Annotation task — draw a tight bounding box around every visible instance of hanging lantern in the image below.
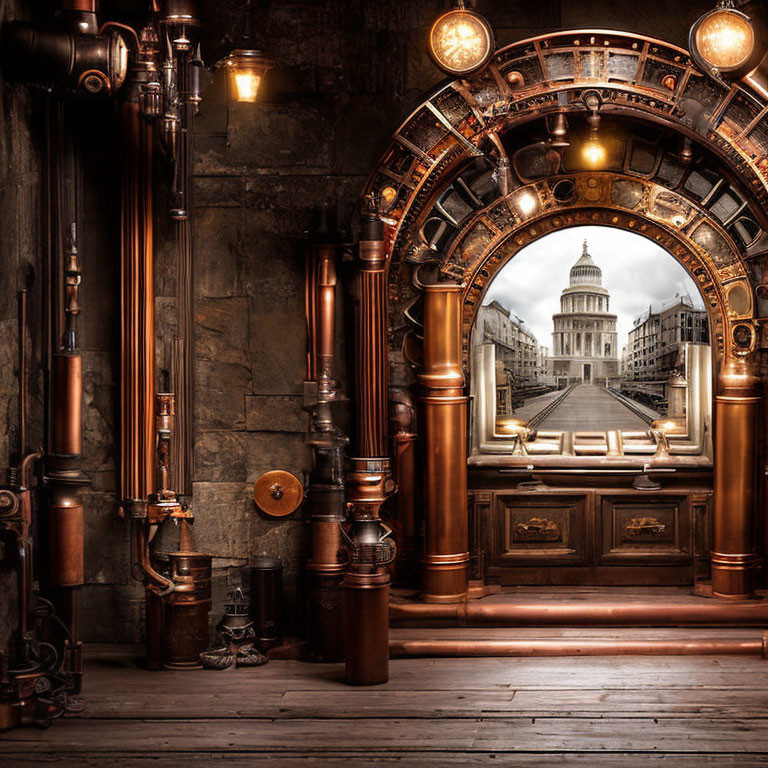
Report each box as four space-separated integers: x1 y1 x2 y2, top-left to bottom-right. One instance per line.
216 48 273 103
428 2 495 77
689 1 757 78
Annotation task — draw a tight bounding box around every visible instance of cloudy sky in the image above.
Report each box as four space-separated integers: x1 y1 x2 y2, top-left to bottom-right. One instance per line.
482 225 706 350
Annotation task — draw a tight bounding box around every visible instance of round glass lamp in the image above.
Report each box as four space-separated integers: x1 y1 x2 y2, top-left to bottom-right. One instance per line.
429 5 495 76
217 48 274 103
689 3 756 77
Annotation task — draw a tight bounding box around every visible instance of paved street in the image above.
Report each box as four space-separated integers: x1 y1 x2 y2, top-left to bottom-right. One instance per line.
534 384 650 431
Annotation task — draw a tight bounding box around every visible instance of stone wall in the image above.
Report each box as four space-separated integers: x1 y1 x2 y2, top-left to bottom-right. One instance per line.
0 0 45 650
1 0 733 644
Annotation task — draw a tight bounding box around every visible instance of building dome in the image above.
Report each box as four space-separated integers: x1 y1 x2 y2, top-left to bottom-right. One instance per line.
569 239 603 287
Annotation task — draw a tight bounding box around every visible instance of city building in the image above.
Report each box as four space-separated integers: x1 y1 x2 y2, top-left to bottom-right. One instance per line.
475 300 547 414
627 294 709 380
549 240 619 387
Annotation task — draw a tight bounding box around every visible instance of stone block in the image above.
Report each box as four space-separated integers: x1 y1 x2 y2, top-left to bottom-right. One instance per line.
192 176 243 208
195 362 249 431
83 491 128 584
190 481 253 564
244 432 310 482
194 431 248 482
245 395 305 433
194 207 247 298
227 102 333 169
192 135 234 176
195 297 250 366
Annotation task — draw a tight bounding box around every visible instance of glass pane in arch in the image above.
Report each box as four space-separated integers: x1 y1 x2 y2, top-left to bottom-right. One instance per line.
470 225 712 464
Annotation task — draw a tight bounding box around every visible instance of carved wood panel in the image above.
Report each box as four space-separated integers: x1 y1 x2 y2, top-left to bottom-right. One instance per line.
598 494 692 565
476 487 710 586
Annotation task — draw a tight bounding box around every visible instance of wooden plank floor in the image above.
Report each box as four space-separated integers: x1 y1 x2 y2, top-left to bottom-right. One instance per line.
1 644 768 766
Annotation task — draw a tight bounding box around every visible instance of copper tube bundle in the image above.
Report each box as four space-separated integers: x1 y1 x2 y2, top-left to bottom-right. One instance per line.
120 100 155 508
418 284 469 603
343 208 396 685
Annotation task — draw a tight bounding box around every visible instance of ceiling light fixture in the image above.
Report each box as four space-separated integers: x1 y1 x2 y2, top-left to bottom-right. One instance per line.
428 1 495 77
581 90 607 168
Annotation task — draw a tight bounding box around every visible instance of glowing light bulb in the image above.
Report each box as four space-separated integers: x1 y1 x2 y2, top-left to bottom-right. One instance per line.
582 135 607 167
217 49 274 103
234 71 261 102
515 191 538 217
380 186 397 206
692 7 755 74
429 8 494 76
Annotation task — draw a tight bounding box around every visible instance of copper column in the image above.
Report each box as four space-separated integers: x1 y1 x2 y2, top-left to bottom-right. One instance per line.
418 283 469 603
712 356 760 598
344 208 395 685
305 227 347 661
47 225 87 686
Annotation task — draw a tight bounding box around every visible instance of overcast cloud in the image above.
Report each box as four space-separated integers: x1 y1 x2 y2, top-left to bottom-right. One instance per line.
482 225 705 351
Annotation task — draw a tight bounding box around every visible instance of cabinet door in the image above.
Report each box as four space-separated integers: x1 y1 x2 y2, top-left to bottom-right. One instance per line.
598 493 692 565
492 493 590 567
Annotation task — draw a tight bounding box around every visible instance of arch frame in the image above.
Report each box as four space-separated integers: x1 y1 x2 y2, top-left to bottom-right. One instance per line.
346 28 768 609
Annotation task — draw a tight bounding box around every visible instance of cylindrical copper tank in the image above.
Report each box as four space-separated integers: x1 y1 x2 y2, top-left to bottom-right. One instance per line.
162 552 212 669
712 357 760 598
418 284 469 603
343 570 389 685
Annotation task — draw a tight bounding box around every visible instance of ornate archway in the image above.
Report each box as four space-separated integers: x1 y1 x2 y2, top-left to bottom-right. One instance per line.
340 29 768 681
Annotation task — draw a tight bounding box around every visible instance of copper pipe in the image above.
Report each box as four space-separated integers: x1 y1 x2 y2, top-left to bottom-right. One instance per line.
355 213 389 458
17 290 27 458
418 284 468 603
61 1 97 11
390 635 768 658
390 598 768 626
712 357 760 598
17 452 42 638
343 210 396 685
120 100 155 506
316 244 336 379
305 231 347 660
390 388 418 586
51 355 82 456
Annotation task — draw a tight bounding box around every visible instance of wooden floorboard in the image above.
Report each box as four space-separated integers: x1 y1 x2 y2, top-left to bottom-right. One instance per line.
2 648 768 765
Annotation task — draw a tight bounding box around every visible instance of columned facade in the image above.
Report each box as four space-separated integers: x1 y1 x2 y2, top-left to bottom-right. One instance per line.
550 240 619 387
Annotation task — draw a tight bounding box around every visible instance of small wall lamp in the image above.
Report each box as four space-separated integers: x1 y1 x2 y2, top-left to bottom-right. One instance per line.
216 0 274 102
216 48 273 103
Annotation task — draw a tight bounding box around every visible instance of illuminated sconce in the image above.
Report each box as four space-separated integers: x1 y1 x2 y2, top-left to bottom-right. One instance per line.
216 48 273 102
689 1 756 78
428 1 495 77
216 0 274 102
581 90 606 168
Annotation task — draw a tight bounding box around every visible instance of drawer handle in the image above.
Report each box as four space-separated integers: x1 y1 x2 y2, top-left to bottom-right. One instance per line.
623 516 667 540
514 517 561 542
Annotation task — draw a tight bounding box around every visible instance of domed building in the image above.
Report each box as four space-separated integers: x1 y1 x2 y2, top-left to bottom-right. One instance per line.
550 240 619 387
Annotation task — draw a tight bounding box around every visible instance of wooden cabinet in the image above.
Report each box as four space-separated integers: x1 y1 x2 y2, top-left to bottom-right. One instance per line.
472 486 712 587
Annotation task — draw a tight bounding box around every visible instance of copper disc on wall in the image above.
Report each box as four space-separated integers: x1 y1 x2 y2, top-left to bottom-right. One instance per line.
254 470 303 517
